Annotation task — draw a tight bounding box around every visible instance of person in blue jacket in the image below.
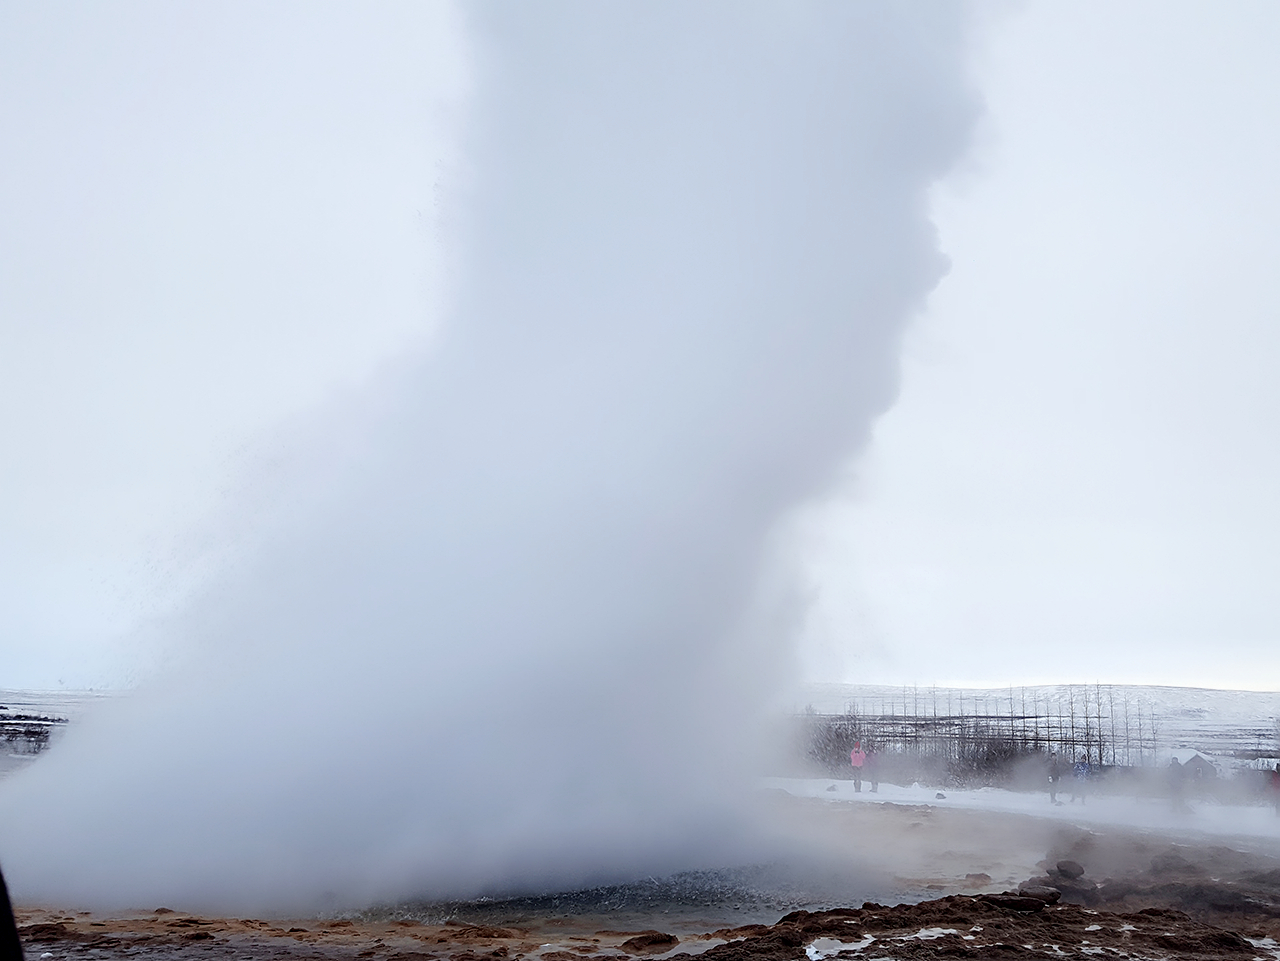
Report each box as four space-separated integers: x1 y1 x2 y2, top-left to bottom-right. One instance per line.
1071 754 1090 804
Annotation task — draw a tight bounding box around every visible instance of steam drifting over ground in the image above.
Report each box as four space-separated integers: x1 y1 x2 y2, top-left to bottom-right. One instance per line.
0 3 978 913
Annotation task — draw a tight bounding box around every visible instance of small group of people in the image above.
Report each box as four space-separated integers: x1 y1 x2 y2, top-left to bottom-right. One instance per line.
1047 755 1280 815
1047 751 1090 805
849 740 879 793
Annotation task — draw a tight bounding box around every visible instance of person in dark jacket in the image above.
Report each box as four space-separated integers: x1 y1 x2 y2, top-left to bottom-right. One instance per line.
0 865 22 961
1168 757 1189 813
865 745 880 794
1047 751 1063 804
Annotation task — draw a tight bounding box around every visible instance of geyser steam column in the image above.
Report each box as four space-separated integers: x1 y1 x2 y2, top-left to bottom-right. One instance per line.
0 4 976 911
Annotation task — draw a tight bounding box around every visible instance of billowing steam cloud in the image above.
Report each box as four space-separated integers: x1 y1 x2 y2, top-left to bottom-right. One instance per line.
0 3 976 913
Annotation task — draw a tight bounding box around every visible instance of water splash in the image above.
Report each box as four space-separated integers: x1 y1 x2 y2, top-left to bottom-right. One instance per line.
0 2 977 913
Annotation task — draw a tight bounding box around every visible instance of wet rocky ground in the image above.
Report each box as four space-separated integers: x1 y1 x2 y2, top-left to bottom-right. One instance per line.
16 794 1280 960
17 892 1280 961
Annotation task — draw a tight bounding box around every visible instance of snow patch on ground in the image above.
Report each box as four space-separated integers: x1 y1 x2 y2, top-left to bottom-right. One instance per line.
762 776 1280 845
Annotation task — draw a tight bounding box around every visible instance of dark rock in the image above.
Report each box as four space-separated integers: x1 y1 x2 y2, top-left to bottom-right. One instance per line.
619 931 679 953
709 925 771 940
976 894 1046 912
18 923 70 943
1017 884 1062 904
1056 859 1085 879
1151 928 1254 953
1054 877 1101 906
1098 878 1139 901
1163 881 1275 914
935 792 946 799
1150 852 1202 877
17 922 121 951
459 926 515 941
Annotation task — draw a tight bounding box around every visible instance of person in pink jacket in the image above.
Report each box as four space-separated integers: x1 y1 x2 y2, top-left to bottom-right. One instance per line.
850 740 867 793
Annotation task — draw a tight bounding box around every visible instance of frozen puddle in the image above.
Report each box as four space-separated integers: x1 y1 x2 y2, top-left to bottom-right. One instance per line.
805 930 1280 961
900 927 964 940
1247 936 1280 960
805 927 974 958
805 935 875 958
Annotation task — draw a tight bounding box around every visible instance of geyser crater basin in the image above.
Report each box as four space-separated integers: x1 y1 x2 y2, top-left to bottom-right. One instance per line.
0 2 978 915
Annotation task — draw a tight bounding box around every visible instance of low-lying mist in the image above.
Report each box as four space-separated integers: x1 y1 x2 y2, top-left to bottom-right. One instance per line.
0 2 977 913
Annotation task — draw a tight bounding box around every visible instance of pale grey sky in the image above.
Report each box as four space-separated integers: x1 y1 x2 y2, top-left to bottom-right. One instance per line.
3 3 1279 693
0 2 467 687
800 1 1280 689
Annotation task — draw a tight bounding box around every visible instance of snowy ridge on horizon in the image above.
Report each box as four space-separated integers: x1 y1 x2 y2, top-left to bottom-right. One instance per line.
0 688 107 720
794 682 1280 760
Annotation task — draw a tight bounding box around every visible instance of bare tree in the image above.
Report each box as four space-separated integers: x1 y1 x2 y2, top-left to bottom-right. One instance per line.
1120 688 1130 767
1150 706 1161 764
1095 682 1106 768
1107 685 1117 767
1067 686 1078 761
1136 701 1145 767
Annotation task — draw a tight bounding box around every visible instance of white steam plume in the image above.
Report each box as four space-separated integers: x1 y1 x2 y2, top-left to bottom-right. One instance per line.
0 2 977 913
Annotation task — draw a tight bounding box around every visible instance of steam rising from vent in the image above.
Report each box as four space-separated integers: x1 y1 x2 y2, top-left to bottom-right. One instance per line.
0 3 977 913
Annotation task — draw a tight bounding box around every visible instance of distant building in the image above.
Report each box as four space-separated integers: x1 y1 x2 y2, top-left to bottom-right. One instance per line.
1167 749 1219 779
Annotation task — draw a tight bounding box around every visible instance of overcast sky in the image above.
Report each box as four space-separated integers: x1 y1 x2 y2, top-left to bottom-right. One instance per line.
801 1 1280 690
3 3 1279 692
0 2 467 688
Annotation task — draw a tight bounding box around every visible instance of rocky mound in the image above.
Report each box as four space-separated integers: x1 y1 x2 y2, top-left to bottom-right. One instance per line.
690 898 1267 960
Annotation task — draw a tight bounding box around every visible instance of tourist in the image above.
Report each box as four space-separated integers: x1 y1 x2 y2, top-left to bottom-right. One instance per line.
1071 754 1090 804
1168 757 1188 813
1047 751 1062 804
849 740 866 793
